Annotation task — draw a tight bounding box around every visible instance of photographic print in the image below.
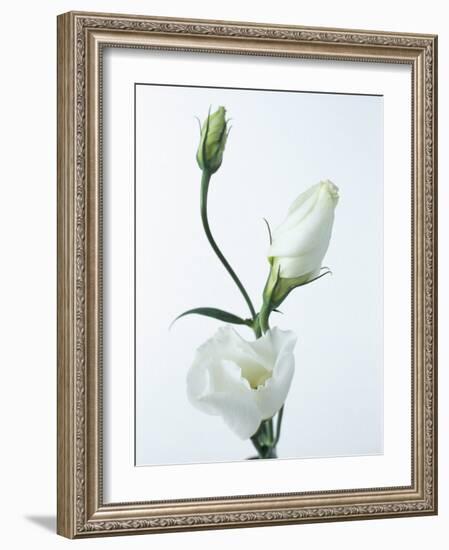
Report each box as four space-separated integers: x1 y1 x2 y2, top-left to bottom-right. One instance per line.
134 84 383 466
58 12 437 537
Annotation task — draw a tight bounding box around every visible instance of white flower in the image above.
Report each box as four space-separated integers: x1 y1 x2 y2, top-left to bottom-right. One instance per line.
186 326 297 439
268 179 339 280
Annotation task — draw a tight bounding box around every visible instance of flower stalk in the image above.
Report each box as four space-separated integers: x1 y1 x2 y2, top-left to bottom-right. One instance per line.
200 169 257 321
195 108 283 459
251 419 278 459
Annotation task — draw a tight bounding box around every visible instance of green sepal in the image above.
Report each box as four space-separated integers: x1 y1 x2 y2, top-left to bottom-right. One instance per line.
269 272 314 309
259 262 332 334
264 261 332 311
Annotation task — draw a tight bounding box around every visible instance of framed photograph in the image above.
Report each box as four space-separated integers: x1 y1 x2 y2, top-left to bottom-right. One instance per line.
57 11 438 538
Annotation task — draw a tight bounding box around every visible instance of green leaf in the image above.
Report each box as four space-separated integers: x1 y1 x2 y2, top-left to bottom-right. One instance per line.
170 307 250 329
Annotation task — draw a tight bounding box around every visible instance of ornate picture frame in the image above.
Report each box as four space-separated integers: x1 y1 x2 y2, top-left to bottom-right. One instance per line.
57 11 437 538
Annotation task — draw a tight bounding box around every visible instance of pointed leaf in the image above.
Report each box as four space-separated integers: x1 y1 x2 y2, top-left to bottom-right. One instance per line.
170 307 249 329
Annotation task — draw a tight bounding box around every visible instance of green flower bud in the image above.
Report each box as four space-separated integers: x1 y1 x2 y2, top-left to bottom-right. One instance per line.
196 106 228 174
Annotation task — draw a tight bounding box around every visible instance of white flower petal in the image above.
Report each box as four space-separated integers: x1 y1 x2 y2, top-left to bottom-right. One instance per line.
253 329 297 418
199 391 262 439
268 326 298 357
186 326 297 439
280 182 321 231
211 326 272 389
268 180 338 279
270 191 335 258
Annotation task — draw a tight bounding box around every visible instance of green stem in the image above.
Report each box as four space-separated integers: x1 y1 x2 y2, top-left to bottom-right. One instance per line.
250 433 266 458
249 404 285 459
200 170 257 320
250 417 278 459
258 303 271 335
252 315 262 338
274 405 284 446
265 446 277 459
265 417 274 444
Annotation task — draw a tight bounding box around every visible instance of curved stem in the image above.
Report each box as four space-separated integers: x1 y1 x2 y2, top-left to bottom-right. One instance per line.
200 170 257 320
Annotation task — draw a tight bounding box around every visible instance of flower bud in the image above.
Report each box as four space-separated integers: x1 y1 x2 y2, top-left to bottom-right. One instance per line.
263 180 339 311
270 179 338 277
196 106 228 174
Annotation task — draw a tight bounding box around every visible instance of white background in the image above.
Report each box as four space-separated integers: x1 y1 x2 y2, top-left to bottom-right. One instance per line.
135 78 384 465
0 0 445 549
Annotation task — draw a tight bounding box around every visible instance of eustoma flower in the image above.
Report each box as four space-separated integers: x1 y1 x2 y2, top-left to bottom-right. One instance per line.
173 107 339 459
260 180 339 329
187 326 297 440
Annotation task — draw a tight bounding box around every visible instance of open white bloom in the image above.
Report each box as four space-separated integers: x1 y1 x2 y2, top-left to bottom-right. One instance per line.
268 179 339 280
186 326 297 439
